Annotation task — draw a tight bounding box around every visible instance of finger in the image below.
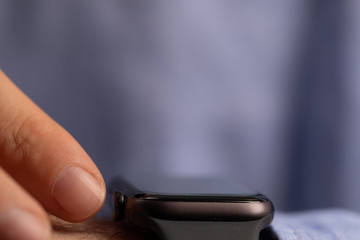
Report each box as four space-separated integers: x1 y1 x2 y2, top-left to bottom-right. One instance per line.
0 167 51 240
0 69 106 222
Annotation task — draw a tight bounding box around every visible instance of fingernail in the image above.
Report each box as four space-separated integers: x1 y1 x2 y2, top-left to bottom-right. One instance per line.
53 166 105 220
0 209 51 240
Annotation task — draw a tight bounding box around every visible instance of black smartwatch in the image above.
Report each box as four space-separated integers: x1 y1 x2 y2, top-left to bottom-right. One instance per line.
110 174 274 240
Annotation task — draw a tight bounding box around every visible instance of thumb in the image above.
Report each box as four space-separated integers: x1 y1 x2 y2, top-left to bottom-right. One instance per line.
0 70 106 222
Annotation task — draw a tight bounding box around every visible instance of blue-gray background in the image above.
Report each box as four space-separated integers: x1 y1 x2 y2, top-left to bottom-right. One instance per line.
0 0 359 213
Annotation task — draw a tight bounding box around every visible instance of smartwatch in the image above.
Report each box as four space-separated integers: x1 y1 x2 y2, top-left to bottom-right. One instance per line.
110 174 274 240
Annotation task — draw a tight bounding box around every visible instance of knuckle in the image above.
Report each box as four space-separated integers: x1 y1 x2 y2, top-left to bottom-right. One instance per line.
0 114 42 168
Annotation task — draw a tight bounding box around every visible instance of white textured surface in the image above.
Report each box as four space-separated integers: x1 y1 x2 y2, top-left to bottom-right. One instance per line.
273 209 360 240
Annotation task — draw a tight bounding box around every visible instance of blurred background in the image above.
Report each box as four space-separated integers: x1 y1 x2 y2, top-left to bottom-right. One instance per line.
0 0 359 214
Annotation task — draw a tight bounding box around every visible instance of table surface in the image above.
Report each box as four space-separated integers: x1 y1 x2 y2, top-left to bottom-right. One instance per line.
272 209 360 240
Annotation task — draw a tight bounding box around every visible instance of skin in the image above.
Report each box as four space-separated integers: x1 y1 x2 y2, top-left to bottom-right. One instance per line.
0 69 154 239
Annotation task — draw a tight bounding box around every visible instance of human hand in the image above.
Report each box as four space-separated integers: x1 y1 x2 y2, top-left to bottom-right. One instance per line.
0 69 106 239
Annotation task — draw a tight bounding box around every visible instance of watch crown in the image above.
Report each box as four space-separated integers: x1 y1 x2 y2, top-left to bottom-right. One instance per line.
113 192 126 220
